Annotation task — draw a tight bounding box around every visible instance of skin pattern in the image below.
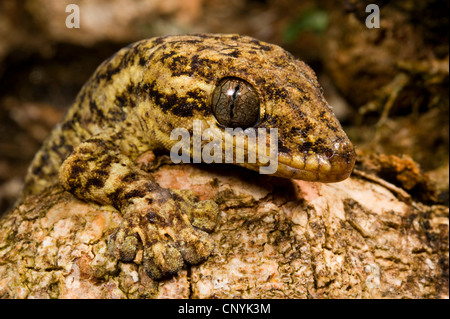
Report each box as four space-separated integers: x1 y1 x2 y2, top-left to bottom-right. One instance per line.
20 34 355 279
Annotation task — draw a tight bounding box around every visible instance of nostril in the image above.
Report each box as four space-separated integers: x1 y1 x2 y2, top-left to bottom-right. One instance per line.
327 136 355 164
330 136 353 153
324 149 334 159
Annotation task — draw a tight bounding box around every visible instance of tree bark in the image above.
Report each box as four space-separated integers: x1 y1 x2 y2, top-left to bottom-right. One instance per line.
0 155 448 298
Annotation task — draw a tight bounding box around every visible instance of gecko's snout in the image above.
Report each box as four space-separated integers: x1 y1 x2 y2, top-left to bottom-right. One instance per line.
321 136 356 182
275 133 356 183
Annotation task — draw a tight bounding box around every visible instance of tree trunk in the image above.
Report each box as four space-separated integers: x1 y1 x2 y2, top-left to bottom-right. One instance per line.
0 154 448 298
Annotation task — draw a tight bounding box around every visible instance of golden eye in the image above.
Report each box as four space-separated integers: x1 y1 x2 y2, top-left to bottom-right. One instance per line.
211 77 259 128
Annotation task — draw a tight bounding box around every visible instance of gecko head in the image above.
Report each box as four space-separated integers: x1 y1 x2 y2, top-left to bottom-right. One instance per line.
142 34 355 182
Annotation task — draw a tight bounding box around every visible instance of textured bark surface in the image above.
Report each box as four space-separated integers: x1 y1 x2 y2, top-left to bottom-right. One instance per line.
1 158 448 299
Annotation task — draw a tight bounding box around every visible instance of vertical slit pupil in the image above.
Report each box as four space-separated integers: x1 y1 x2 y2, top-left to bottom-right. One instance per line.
212 77 259 128
229 83 240 119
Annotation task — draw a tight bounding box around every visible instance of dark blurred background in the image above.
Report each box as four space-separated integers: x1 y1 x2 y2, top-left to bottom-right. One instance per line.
0 0 448 213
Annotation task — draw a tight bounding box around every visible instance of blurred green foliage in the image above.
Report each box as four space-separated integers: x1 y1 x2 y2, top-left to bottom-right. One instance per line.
283 8 328 43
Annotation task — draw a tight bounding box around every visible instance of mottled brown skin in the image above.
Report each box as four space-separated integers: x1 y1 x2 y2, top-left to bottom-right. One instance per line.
20 34 355 279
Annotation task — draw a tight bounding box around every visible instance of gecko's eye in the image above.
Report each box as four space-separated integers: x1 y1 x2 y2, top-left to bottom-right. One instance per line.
212 77 259 128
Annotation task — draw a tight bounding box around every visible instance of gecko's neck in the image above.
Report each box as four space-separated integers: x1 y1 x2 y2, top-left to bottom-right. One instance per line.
22 43 151 198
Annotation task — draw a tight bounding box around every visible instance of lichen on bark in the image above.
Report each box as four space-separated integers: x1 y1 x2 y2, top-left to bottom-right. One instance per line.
0 160 448 298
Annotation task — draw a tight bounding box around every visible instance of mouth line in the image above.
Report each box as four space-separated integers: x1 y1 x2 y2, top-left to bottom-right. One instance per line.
276 162 346 182
276 152 355 182
229 144 355 182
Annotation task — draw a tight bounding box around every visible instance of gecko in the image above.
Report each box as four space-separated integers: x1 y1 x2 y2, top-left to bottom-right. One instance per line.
19 34 355 280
